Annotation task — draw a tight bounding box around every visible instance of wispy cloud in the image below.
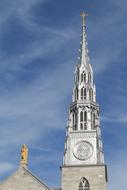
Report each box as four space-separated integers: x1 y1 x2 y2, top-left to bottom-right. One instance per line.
0 0 126 189
0 163 15 173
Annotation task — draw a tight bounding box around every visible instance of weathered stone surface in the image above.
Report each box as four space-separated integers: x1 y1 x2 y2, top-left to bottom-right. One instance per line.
0 166 50 190
61 165 107 190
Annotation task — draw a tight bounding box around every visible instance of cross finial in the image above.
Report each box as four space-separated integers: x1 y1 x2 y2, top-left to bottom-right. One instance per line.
80 12 88 26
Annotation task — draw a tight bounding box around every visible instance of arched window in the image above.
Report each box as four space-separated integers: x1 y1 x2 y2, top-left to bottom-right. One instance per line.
79 177 90 190
84 111 87 129
91 112 96 130
84 111 87 121
80 123 83 130
77 72 79 81
77 88 79 100
93 113 96 129
84 88 86 99
73 112 76 130
81 88 83 99
91 89 93 101
75 88 78 101
88 72 91 84
81 73 84 83
81 72 86 83
84 73 86 82
83 72 86 82
91 112 93 129
89 89 93 101
81 88 86 100
80 111 87 130
80 111 83 122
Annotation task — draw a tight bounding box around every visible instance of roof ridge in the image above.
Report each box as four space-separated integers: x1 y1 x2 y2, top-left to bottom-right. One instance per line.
22 167 51 190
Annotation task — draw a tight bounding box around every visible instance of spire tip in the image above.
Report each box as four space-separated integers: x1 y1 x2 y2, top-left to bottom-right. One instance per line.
80 12 88 26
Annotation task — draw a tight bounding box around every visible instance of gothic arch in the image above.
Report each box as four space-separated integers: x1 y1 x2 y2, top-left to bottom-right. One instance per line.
88 72 91 84
91 112 96 130
81 87 86 100
81 71 86 83
80 111 87 130
75 88 78 100
93 113 96 129
89 88 93 101
73 112 76 130
79 177 90 190
84 111 87 121
80 111 83 122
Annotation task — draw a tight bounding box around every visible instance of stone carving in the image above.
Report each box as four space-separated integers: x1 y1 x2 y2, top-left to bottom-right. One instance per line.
73 141 93 160
70 132 96 138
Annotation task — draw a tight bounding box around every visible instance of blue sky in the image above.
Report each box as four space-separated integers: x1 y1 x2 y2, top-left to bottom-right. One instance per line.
0 0 127 189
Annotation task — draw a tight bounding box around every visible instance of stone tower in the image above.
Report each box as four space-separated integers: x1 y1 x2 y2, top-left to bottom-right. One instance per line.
61 13 107 190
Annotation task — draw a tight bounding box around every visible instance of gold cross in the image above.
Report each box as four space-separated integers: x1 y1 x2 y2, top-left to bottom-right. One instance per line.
80 12 88 26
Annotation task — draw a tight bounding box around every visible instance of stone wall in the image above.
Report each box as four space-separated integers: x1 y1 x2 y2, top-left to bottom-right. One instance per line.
61 165 107 190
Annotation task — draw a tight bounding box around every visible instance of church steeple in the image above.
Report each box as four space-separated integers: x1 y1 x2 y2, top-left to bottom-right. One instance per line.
73 13 95 104
63 14 104 166
61 14 107 190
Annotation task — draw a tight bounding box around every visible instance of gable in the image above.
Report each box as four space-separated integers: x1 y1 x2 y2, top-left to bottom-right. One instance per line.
0 166 51 190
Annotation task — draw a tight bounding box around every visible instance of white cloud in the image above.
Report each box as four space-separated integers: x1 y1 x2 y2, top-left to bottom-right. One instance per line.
0 56 74 149
0 163 15 173
0 0 126 189
101 113 127 124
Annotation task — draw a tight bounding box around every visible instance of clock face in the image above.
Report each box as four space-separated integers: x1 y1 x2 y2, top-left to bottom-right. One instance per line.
73 141 93 160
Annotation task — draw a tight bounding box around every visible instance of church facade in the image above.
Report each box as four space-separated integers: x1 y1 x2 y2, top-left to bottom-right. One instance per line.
0 13 107 190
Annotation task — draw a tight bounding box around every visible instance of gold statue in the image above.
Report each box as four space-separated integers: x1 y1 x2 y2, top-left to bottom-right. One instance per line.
20 144 28 165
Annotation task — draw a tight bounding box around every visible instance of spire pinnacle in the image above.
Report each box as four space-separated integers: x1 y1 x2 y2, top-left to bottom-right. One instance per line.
80 12 88 27
79 12 89 66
